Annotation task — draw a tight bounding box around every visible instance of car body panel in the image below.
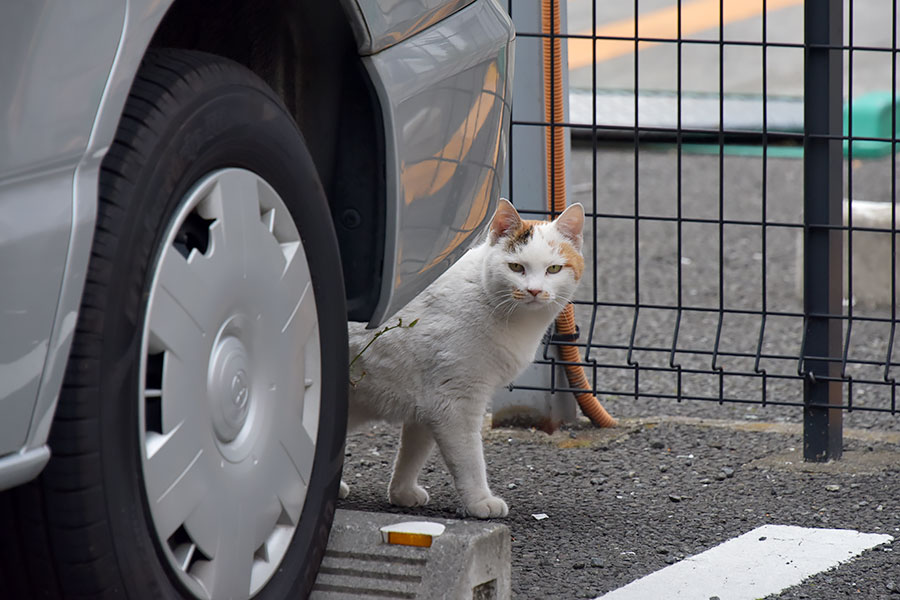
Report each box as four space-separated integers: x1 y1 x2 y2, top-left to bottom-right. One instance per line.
340 0 476 54
24 0 173 455
0 170 73 456
0 1 124 178
21 0 171 464
0 446 50 492
365 0 514 325
0 0 125 457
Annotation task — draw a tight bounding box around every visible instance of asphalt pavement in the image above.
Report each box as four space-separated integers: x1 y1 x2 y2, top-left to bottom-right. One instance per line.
338 416 899 599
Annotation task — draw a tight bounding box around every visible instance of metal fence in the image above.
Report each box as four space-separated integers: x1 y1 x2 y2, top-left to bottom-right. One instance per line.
506 0 900 460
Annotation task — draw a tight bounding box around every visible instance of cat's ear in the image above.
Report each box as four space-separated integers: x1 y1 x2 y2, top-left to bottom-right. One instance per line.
489 198 523 244
553 203 585 250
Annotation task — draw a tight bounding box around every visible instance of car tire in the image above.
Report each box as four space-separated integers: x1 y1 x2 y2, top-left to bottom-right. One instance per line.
7 49 347 599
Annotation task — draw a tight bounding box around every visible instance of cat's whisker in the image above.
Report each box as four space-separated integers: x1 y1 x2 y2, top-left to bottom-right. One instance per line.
549 298 568 313
487 296 512 310
489 297 517 321
502 298 519 327
492 295 522 327
487 289 514 302
485 291 510 307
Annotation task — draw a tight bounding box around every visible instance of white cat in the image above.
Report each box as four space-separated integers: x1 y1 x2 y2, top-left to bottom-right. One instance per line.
342 199 585 518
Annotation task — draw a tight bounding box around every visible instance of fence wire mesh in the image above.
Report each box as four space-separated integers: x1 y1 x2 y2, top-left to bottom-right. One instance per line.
506 0 900 442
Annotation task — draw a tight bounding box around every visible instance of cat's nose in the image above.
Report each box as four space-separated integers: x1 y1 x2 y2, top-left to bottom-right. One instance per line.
527 288 542 297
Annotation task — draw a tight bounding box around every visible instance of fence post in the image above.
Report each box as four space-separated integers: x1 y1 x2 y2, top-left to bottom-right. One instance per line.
803 0 843 461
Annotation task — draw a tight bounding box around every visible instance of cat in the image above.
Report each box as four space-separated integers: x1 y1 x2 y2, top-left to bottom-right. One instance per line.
342 199 585 518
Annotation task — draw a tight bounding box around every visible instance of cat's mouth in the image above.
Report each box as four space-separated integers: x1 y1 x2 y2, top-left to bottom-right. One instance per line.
512 290 552 306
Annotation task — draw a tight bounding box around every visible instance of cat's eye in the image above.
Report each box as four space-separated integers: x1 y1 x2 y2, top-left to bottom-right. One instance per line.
546 265 563 274
508 262 525 273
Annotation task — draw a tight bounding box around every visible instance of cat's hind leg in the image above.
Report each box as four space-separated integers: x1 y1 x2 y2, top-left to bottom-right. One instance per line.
388 422 435 507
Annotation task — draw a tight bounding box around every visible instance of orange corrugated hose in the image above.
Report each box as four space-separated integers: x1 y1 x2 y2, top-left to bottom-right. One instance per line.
542 0 616 427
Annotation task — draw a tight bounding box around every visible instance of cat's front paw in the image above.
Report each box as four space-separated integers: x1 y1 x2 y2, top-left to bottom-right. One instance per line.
339 480 350 499
389 484 430 507
464 495 509 519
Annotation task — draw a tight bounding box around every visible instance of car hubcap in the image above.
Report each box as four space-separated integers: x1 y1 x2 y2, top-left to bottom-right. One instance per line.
208 318 253 447
139 169 321 599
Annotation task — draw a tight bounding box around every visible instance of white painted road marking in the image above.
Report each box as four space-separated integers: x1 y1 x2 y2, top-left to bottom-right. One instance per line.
595 525 893 600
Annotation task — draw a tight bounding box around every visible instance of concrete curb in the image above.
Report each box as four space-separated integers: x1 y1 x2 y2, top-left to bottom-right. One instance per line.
311 509 511 600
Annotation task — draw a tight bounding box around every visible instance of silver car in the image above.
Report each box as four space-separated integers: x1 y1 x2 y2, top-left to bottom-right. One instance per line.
0 0 513 597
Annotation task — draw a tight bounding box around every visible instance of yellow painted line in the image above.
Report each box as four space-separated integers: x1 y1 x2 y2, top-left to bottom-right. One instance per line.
568 0 803 69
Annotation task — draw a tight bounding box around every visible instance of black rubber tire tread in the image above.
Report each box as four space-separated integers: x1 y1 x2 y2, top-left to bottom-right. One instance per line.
1 49 347 600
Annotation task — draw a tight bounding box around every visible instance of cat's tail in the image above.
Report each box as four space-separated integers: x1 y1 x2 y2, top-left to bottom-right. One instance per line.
555 305 617 428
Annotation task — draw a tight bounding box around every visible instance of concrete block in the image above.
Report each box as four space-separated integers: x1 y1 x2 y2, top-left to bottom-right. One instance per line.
492 359 576 431
795 199 900 308
842 200 900 307
311 509 511 600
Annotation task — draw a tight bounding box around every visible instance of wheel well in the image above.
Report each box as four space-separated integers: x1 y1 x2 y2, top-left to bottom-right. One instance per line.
150 0 385 321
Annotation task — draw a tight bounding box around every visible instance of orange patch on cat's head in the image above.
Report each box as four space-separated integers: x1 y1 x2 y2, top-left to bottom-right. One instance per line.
558 241 584 280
